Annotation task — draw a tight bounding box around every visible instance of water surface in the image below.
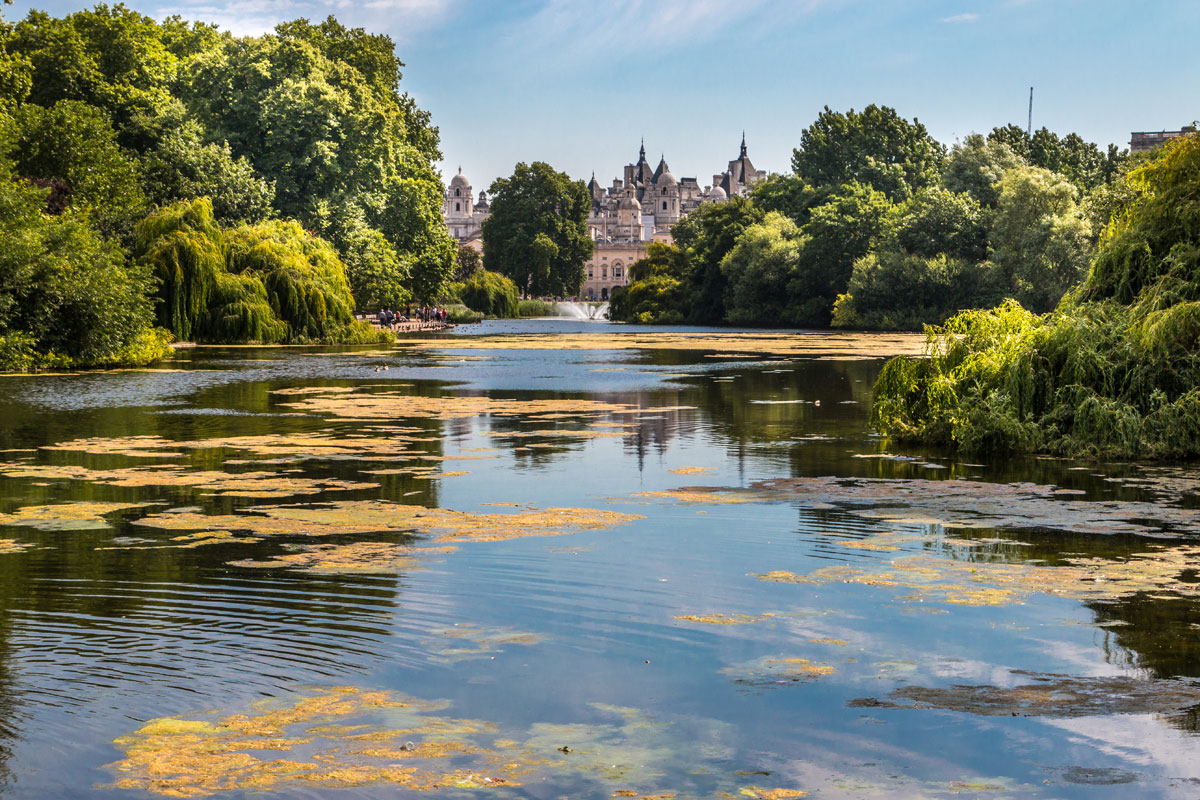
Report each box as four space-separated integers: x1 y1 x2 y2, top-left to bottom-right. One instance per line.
0 320 1197 798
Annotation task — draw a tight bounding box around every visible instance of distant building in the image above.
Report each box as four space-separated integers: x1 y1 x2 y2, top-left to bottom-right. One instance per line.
1130 126 1196 153
443 136 769 300
579 136 766 300
442 167 490 246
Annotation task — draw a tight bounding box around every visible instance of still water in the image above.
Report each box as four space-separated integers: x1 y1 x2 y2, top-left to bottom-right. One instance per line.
0 320 1198 798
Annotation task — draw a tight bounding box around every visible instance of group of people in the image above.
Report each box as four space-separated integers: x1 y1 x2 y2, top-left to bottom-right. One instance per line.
374 307 450 329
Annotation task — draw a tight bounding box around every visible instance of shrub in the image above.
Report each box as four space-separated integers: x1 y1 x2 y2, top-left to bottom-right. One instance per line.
459 270 519 318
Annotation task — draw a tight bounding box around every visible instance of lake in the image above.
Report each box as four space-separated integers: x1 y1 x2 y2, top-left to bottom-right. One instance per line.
0 319 1198 798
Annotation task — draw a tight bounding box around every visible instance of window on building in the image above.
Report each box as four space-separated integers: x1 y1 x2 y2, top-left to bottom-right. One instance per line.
662 201 667 210
587 267 593 278
602 267 607 278
614 266 623 278
455 189 460 197
455 202 460 212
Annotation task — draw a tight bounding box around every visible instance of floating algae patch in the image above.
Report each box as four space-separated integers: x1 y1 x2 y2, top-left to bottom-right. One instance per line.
101 686 538 797
674 614 776 626
268 386 358 395
133 501 643 544
400 331 924 359
851 671 1200 719
97 531 261 551
736 788 807 799
229 542 445 574
105 688 754 798
0 464 377 498
41 436 183 458
0 502 153 531
721 657 835 685
42 432 426 462
487 429 626 440
277 390 686 421
427 624 541 663
753 543 1200 607
640 476 1200 538
633 490 757 505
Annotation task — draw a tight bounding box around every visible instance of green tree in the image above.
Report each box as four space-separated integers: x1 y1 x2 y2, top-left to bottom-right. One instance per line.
481 161 593 297
749 174 829 225
10 5 181 150
990 166 1091 311
460 270 519 318
943 133 1024 207
720 212 810 326
453 244 482 282
9 99 145 237
671 195 765 323
0 177 168 369
792 104 945 201
794 182 896 323
139 118 275 224
181 18 454 300
135 197 379 343
832 252 1002 331
308 199 410 310
608 242 689 324
891 186 988 262
988 125 1127 191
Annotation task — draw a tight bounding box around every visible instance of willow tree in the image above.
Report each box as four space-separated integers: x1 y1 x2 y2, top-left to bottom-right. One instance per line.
136 198 368 344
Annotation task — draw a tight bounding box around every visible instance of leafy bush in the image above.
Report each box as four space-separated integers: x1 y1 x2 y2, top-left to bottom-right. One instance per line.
833 252 1003 330
518 298 554 317
0 178 170 370
871 134 1200 458
459 270 519 319
445 304 483 324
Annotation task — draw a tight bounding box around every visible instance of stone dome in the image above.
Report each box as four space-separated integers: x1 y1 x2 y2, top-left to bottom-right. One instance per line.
707 184 728 201
449 169 470 189
657 169 677 186
619 193 641 210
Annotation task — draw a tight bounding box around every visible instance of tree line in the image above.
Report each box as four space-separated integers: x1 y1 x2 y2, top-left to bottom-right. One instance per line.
609 104 1133 330
0 6 454 370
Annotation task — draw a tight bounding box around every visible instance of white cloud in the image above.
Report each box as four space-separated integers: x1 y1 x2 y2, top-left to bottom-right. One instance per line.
940 12 980 23
153 0 457 40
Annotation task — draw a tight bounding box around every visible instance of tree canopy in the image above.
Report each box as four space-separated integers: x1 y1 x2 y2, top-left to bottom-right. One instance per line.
482 161 593 297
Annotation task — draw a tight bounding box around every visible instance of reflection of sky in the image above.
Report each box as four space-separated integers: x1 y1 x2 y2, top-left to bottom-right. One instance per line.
3 332 1200 797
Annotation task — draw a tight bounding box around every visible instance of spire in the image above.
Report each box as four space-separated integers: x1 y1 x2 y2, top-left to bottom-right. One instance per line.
458 165 462 174
740 132 747 158
639 137 646 160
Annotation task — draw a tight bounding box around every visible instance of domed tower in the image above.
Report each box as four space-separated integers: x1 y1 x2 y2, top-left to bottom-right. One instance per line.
617 187 642 241
444 168 472 221
653 156 681 225
705 184 728 204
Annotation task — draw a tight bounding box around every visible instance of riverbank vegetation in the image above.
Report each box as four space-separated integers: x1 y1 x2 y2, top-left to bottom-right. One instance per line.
872 134 1200 458
0 6 452 369
611 105 1129 331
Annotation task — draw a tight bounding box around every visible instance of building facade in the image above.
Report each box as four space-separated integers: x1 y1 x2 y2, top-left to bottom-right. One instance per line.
443 137 768 300
1130 126 1197 153
442 167 490 245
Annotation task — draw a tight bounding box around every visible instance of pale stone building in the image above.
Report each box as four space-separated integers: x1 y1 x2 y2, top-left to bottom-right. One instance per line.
443 137 768 300
442 167 490 246
579 136 766 300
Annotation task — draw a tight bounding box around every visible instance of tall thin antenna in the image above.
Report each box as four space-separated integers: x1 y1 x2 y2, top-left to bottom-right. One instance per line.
1027 87 1034 137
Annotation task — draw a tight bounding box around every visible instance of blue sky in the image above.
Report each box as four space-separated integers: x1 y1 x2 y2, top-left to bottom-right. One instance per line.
8 0 1198 192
